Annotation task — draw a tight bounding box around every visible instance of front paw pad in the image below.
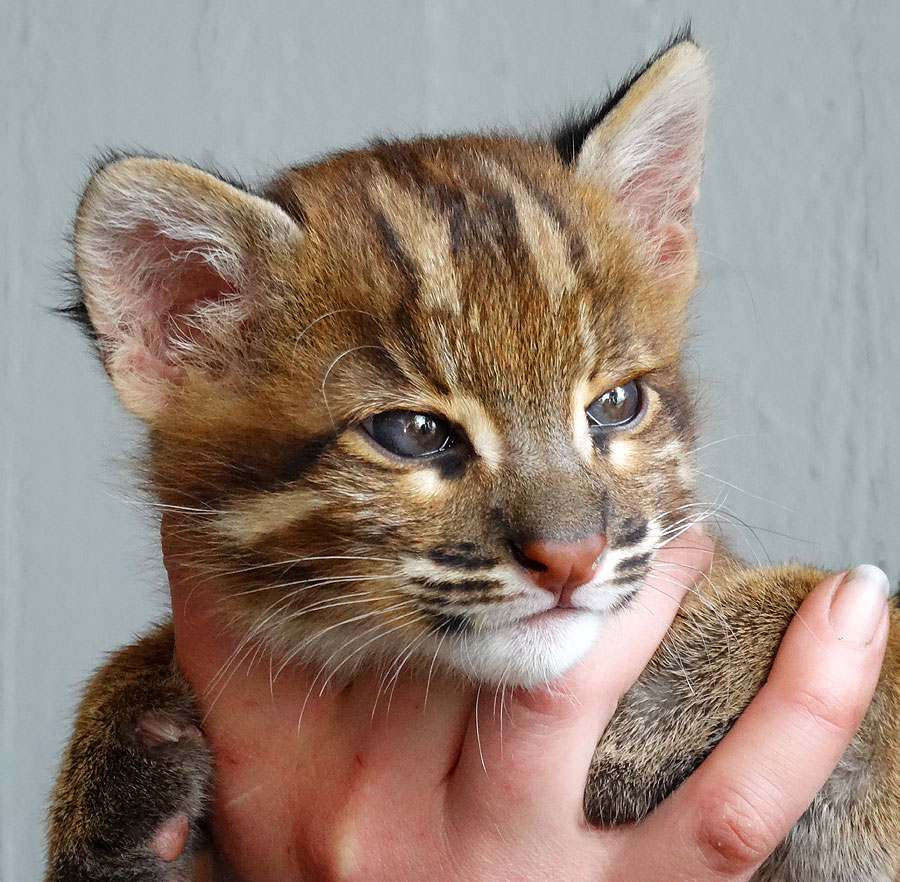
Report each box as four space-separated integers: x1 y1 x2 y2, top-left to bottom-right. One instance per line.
136 713 204 750
150 812 191 863
127 713 213 878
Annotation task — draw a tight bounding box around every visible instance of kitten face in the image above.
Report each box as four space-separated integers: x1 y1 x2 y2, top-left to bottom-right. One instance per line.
73 41 708 686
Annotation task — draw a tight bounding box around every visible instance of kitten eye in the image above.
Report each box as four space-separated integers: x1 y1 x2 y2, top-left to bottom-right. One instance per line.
586 380 642 431
363 410 456 458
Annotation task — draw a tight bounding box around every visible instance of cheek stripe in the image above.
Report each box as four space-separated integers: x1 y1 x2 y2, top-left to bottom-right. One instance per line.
228 431 337 493
615 551 652 573
429 612 469 635
617 519 648 546
428 547 499 570
214 488 324 542
420 579 498 593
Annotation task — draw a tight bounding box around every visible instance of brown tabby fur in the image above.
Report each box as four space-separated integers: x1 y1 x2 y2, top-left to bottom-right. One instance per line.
47 38 900 881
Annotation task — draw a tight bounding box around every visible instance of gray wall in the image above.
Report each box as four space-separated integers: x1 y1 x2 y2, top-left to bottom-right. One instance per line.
3 1 898 878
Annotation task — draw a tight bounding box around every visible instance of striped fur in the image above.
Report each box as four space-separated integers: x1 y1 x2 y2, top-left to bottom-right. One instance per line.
71 44 709 688
52 38 900 882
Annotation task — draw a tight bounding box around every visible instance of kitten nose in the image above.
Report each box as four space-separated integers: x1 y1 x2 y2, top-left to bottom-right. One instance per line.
517 534 607 602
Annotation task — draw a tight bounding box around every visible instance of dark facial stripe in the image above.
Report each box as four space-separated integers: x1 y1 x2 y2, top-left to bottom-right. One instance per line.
610 571 649 588
428 545 499 570
372 144 531 274
653 370 696 441
372 141 516 260
421 579 498 594
274 434 337 485
591 432 610 455
430 152 527 266
372 142 469 219
476 187 524 264
447 200 469 256
201 431 338 501
371 207 419 296
617 519 649 547
430 450 468 481
527 186 588 268
605 586 641 615
616 551 653 573
370 144 476 267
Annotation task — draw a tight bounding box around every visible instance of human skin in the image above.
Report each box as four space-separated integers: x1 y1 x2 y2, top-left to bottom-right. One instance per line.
164 521 891 882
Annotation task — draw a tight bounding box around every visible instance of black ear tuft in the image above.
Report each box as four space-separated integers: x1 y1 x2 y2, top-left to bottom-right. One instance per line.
56 265 98 345
553 23 696 164
87 147 255 196
56 152 162 355
55 152 152 350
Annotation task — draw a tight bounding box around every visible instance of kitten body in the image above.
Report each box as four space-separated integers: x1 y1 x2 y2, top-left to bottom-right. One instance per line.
47 38 900 881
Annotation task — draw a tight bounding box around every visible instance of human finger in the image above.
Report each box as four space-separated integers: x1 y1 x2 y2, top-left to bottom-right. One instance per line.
634 565 892 881
448 529 713 827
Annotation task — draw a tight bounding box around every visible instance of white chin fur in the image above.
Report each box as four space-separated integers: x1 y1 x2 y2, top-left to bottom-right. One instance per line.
439 609 605 688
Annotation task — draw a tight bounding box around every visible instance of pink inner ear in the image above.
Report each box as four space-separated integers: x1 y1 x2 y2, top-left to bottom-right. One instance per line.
160 258 234 351
615 127 700 271
655 222 691 266
620 143 695 224
114 223 236 366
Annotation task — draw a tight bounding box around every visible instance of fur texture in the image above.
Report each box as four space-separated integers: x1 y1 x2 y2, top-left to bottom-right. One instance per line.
47 38 900 881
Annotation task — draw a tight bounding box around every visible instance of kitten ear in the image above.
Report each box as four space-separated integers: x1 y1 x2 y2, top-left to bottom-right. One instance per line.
564 39 710 282
74 156 303 423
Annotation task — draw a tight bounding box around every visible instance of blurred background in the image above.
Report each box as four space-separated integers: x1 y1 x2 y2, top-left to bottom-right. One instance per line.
2 1 898 878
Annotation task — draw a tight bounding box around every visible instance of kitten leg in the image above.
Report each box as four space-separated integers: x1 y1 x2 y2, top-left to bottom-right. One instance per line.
45 621 213 882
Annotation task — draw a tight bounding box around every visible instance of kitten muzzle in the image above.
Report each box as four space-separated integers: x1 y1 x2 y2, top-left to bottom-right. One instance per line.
517 533 607 606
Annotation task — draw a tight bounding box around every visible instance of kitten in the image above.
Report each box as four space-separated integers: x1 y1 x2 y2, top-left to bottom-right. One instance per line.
47 35 900 882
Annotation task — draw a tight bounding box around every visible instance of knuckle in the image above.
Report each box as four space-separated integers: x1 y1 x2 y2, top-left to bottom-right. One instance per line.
787 684 860 739
694 786 785 876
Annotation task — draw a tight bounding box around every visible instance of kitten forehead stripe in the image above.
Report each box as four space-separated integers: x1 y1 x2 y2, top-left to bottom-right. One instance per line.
368 171 461 314
371 208 418 296
480 157 578 309
527 187 589 270
430 319 459 387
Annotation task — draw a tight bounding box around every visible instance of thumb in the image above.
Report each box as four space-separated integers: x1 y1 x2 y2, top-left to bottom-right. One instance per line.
447 529 712 830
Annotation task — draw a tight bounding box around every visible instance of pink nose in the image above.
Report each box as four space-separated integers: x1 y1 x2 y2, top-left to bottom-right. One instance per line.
519 533 607 604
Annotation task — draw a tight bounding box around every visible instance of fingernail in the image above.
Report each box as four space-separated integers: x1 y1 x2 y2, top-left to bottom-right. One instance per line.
829 565 892 646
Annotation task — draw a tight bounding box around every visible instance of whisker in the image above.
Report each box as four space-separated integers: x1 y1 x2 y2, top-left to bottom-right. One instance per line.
230 574 396 598
423 627 449 712
279 599 420 683
474 682 486 775
292 308 380 359
217 554 394 578
320 345 387 426
315 608 425 701
691 433 755 454
697 470 795 514
381 630 431 718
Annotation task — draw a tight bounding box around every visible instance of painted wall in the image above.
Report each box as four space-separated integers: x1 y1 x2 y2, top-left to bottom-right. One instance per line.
3 2 897 878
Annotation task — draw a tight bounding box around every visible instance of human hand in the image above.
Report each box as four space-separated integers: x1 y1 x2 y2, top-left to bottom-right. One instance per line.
166 528 889 882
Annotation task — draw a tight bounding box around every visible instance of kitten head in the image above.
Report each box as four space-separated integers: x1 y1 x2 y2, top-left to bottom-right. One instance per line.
71 38 709 687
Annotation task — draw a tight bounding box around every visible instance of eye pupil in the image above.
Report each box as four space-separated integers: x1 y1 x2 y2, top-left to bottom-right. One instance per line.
365 410 455 458
586 379 642 433
605 387 625 408
412 414 437 440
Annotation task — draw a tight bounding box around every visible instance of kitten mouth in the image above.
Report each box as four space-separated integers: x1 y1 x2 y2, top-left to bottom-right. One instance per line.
521 607 586 625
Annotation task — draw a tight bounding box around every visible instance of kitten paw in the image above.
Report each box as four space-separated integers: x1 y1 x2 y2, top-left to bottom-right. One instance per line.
150 813 191 862
46 624 214 882
136 712 204 749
